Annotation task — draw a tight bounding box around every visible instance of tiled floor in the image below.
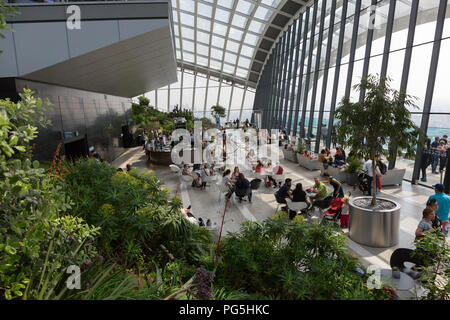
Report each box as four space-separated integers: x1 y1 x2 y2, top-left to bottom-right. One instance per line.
111 147 437 271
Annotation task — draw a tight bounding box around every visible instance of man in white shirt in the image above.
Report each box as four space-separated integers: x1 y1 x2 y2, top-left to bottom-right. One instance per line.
363 155 380 196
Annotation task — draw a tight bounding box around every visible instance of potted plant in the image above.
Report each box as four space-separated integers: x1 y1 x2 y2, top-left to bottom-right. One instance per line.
334 75 422 247
211 105 226 128
344 157 363 186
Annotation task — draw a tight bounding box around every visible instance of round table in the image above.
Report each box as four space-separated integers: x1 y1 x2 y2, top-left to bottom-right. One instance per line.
380 269 415 291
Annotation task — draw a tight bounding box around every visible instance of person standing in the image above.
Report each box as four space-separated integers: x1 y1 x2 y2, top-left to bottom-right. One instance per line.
322 173 344 199
438 140 448 174
363 155 380 196
427 184 450 236
420 142 432 182
431 136 441 174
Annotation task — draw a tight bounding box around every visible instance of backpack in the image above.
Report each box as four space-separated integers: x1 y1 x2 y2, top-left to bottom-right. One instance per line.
250 178 262 190
379 160 387 175
265 180 272 188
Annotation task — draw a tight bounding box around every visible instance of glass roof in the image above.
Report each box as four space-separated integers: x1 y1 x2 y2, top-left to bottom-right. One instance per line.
171 0 294 88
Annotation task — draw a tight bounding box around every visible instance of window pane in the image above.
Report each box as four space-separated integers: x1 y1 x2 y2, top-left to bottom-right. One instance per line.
431 39 450 113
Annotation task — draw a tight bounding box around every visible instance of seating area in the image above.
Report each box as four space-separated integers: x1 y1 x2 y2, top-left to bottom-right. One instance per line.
3 0 450 305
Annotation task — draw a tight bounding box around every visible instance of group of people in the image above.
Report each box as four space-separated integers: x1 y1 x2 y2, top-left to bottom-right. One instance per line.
274 173 347 220
421 135 449 182
318 147 347 167
415 183 450 238
224 118 252 129
182 163 216 190
221 167 253 203
362 154 388 196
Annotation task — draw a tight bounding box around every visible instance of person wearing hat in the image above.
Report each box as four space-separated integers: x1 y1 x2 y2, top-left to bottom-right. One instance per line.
427 184 450 236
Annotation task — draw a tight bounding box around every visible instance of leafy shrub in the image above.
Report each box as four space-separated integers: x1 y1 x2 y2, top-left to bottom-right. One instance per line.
412 232 450 300
344 157 363 173
62 159 213 266
216 219 389 300
0 91 98 300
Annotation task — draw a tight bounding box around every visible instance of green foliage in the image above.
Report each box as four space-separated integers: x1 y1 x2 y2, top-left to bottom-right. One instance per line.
62 159 213 266
0 91 98 300
294 142 306 154
211 105 226 118
334 75 422 203
215 219 389 300
199 117 215 130
412 232 450 300
344 157 363 173
0 1 18 54
0 89 51 162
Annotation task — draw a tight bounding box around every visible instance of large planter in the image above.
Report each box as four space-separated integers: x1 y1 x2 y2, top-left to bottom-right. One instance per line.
296 153 322 171
282 149 298 163
349 196 400 248
321 165 347 183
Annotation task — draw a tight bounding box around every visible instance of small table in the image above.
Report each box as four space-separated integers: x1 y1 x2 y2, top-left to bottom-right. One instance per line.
380 269 416 291
305 189 318 200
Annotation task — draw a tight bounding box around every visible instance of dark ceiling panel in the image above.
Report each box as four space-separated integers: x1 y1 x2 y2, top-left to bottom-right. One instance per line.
249 72 259 83
281 1 302 15
264 26 281 39
259 38 273 51
272 13 290 27
254 50 268 62
251 61 263 73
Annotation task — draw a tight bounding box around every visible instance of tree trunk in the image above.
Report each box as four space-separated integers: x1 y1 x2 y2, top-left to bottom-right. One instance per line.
372 157 377 206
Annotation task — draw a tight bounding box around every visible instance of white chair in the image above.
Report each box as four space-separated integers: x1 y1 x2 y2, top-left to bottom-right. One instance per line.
169 164 182 176
203 174 217 190
273 173 286 186
285 198 308 215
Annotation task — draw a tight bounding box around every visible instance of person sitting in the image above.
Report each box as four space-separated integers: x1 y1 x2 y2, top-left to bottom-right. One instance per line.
426 198 442 230
291 182 307 203
269 163 284 188
255 161 264 173
265 160 273 171
182 164 201 187
231 166 240 182
288 183 309 218
221 169 234 199
310 177 328 204
428 183 450 236
415 208 436 241
318 149 327 164
333 149 346 167
275 178 292 211
322 172 344 199
181 205 198 224
235 173 252 203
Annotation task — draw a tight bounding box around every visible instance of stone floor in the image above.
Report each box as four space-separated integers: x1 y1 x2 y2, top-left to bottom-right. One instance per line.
111 146 439 298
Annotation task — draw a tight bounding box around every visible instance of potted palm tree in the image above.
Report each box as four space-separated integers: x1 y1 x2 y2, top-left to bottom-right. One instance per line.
211 105 226 128
333 75 422 247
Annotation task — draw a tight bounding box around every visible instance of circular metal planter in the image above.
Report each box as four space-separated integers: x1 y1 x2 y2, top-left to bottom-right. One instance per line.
349 196 401 248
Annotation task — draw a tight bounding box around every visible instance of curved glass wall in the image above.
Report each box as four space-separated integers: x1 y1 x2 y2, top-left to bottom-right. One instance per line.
143 68 256 123
255 0 450 187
